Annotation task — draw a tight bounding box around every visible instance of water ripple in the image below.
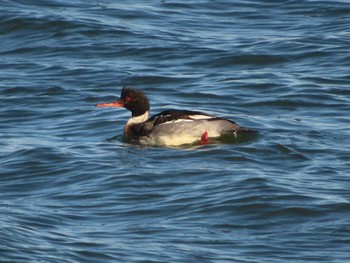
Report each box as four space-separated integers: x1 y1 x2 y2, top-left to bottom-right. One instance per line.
1 0 350 262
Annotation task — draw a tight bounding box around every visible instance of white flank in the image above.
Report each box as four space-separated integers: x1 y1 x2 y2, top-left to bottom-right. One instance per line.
188 114 214 120
158 119 193 126
141 132 200 147
157 115 214 126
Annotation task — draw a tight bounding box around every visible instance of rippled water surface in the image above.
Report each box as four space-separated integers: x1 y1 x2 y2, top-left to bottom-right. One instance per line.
1 0 350 262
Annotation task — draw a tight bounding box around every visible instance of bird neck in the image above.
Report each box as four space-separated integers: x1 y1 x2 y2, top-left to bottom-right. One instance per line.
124 111 150 136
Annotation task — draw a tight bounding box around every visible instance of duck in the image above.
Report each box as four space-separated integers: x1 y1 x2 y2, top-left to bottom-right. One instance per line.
96 87 254 146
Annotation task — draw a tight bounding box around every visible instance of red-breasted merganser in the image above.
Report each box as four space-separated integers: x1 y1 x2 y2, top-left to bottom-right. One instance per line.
96 87 254 146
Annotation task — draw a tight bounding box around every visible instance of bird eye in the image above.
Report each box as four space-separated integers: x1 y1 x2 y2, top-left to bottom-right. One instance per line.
125 96 132 102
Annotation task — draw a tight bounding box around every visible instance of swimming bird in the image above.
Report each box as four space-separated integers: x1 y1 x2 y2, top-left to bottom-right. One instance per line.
96 87 254 146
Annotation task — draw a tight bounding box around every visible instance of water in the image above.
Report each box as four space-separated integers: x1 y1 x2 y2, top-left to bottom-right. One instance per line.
1 0 350 262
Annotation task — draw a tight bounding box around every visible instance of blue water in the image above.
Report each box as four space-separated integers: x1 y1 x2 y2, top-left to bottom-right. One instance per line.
1 0 350 262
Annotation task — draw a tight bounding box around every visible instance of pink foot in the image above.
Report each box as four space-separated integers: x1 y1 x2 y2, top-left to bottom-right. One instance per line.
199 131 209 145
